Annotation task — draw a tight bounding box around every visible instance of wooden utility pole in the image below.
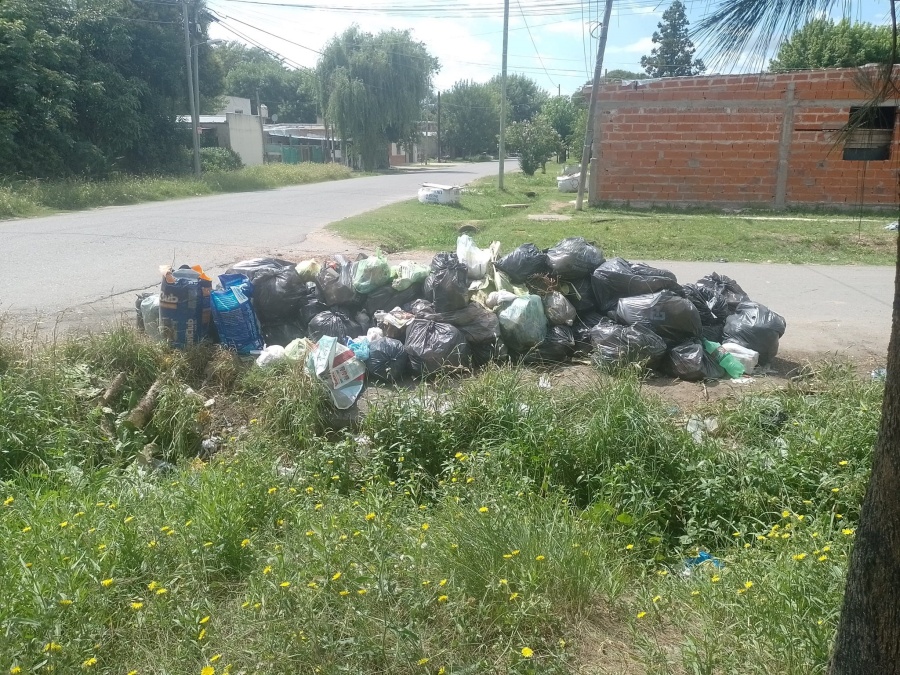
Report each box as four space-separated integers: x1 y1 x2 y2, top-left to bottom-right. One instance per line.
575 0 613 211
182 0 201 178
498 0 510 189
192 2 201 118
436 91 441 162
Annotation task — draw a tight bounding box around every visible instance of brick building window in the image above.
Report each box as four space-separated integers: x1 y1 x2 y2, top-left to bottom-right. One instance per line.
843 106 896 161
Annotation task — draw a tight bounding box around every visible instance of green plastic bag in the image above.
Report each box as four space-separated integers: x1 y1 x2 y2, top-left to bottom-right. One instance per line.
351 250 391 294
390 261 430 291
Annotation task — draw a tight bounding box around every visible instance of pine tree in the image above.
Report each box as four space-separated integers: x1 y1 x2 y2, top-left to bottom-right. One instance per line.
640 0 705 78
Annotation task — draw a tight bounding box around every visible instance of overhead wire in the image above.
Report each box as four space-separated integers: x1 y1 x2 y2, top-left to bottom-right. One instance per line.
517 0 557 87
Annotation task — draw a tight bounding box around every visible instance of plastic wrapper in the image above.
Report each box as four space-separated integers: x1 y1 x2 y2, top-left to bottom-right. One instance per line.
591 258 679 312
695 272 749 312
616 290 701 346
159 265 212 349
456 234 493 280
423 252 469 312
305 336 366 409
374 309 416 341
543 291 576 325
522 325 576 364
590 320 667 369
391 261 431 291
666 340 726 381
346 337 370 361
546 237 605 280
316 255 356 306
211 274 264 354
351 250 391 294
418 302 500 344
366 338 409 382
307 311 359 343
498 295 547 352
721 342 760 374
405 320 472 377
723 301 786 365
495 243 550 283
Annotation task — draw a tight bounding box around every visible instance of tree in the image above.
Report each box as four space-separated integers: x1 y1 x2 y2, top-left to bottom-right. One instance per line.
489 73 548 123
540 95 580 161
697 5 899 674
317 27 438 171
641 0 705 77
505 116 560 176
441 80 500 158
770 19 892 71
604 69 649 80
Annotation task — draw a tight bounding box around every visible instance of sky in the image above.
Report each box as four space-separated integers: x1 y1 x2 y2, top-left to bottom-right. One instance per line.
205 0 890 97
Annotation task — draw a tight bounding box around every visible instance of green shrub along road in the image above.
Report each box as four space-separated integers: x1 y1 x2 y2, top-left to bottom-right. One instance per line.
331 166 896 265
0 328 876 673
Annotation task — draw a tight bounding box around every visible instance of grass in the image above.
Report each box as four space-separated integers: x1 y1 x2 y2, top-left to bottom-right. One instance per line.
0 163 354 220
0 327 880 674
329 165 897 265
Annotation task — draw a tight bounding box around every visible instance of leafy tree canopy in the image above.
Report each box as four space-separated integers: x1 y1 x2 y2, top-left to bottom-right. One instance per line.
604 69 649 80
641 0 706 77
317 26 438 171
769 18 892 71
505 116 560 176
488 73 548 123
441 80 500 158
540 96 583 161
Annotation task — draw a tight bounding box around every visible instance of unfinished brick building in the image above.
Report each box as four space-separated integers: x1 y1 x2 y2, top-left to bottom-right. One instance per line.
588 67 900 209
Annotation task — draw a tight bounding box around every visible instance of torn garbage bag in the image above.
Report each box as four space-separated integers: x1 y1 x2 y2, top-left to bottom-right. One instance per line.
423 252 469 312
366 338 409 382
305 336 366 409
316 255 356 306
494 243 550 283
590 320 667 369
498 294 548 352
666 340 726 381
616 290 701 346
591 258 679 312
405 320 472 377
546 237 604 280
683 282 729 322
695 272 749 312
723 301 786 365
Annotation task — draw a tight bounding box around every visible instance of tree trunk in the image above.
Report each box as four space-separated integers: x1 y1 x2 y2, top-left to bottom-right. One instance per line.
829 228 900 674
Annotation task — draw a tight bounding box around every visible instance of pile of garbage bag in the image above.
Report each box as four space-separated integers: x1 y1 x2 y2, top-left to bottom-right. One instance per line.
138 237 786 405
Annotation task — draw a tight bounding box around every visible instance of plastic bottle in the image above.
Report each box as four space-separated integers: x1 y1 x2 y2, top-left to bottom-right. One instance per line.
702 339 746 378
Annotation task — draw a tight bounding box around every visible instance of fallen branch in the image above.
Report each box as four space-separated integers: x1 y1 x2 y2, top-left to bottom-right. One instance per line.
125 376 165 430
100 371 127 406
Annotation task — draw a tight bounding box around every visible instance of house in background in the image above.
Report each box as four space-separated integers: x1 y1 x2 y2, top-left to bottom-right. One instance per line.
264 123 333 164
177 96 265 166
587 66 899 209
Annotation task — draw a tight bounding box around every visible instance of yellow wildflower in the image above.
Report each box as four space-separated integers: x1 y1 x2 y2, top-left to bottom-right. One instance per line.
842 528 855 536
268 487 277 494
201 667 215 675
21 526 31 533
3 497 13 506
357 588 367 595
365 512 376 521
652 595 661 603
636 612 646 619
43 642 62 652
11 667 23 674
625 544 634 550
198 628 207 641
417 658 429 666
59 521 69 529
240 538 250 548
437 595 448 602
332 572 342 581
421 523 429 531
124 516 135 524
199 615 210 624
520 647 533 658
280 581 291 588
509 592 519 601
711 575 720 583
339 590 350 597
439 579 447 587
838 460 848 466
156 588 167 595
131 602 144 610
81 658 98 668
210 655 221 663
818 555 828 562
101 578 114 587
59 599 73 607
479 506 489 513
148 581 158 591
793 553 807 561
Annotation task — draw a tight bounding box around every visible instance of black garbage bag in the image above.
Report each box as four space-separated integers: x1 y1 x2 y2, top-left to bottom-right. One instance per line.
590 320 667 369
423 253 469 312
543 291 576 325
366 338 409 383
563 277 596 313
307 310 359 342
701 324 725 343
592 258 679 312
695 272 749 313
495 243 550 283
405 320 472 377
226 258 309 324
683 283 728 324
573 310 606 352
365 282 424 315
332 306 371 335
666 340 726 381
522 325 576 364
418 302 501 344
261 321 306 347
316 255 356 306
405 298 435 315
546 237 605 280
471 338 510 368
723 301 786 365
616 290 701 346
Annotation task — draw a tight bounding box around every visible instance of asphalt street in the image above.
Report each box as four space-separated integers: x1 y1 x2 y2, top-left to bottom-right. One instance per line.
1 162 501 330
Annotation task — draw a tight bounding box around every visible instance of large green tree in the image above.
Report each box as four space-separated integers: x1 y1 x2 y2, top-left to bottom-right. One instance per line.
641 0 706 77
770 18 892 71
505 116 560 176
440 80 501 158
317 27 438 171
604 69 649 80
488 73 548 123
540 95 581 161
698 4 900 674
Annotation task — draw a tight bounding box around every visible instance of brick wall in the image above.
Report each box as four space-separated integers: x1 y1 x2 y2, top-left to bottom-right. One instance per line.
590 68 900 209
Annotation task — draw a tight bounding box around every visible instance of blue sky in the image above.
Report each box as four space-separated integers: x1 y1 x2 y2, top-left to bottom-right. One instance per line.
206 0 890 98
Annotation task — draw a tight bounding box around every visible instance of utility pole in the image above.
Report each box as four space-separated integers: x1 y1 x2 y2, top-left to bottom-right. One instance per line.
182 0 201 178
436 91 441 163
498 0 510 190
192 2 201 119
576 0 613 211
558 84 561 97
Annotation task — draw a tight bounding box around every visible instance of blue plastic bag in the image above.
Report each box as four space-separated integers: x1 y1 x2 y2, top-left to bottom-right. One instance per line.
211 274 264 354
346 337 370 361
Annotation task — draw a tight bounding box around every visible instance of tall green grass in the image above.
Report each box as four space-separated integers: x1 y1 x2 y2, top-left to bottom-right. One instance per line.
0 163 354 220
0 331 884 673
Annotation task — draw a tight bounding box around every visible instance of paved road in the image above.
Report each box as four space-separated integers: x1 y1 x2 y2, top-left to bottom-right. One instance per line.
1 162 502 331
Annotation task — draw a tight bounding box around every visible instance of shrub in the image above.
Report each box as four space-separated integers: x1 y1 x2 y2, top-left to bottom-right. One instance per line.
199 147 243 173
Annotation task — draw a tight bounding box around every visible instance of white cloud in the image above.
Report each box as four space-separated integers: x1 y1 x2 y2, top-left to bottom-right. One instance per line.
607 36 655 54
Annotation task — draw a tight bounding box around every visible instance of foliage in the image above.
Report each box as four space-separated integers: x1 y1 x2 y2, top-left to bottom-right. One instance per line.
441 80 501 158
489 73 549 123
330 163 896 265
0 0 221 179
641 0 706 77
540 96 583 161
317 27 438 171
199 147 243 173
769 18 892 71
219 42 318 122
604 69 649 80
501 117 561 175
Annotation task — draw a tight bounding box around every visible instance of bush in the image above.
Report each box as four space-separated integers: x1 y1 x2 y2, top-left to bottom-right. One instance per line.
199 147 243 173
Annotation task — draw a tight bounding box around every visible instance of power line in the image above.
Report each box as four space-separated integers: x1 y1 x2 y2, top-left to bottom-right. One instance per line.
517 0 556 87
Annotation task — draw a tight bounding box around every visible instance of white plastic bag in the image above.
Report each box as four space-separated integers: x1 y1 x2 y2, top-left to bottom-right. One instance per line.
256 345 286 367
486 290 519 309
456 234 493 280
721 342 759 374
140 294 163 342
305 336 366 409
